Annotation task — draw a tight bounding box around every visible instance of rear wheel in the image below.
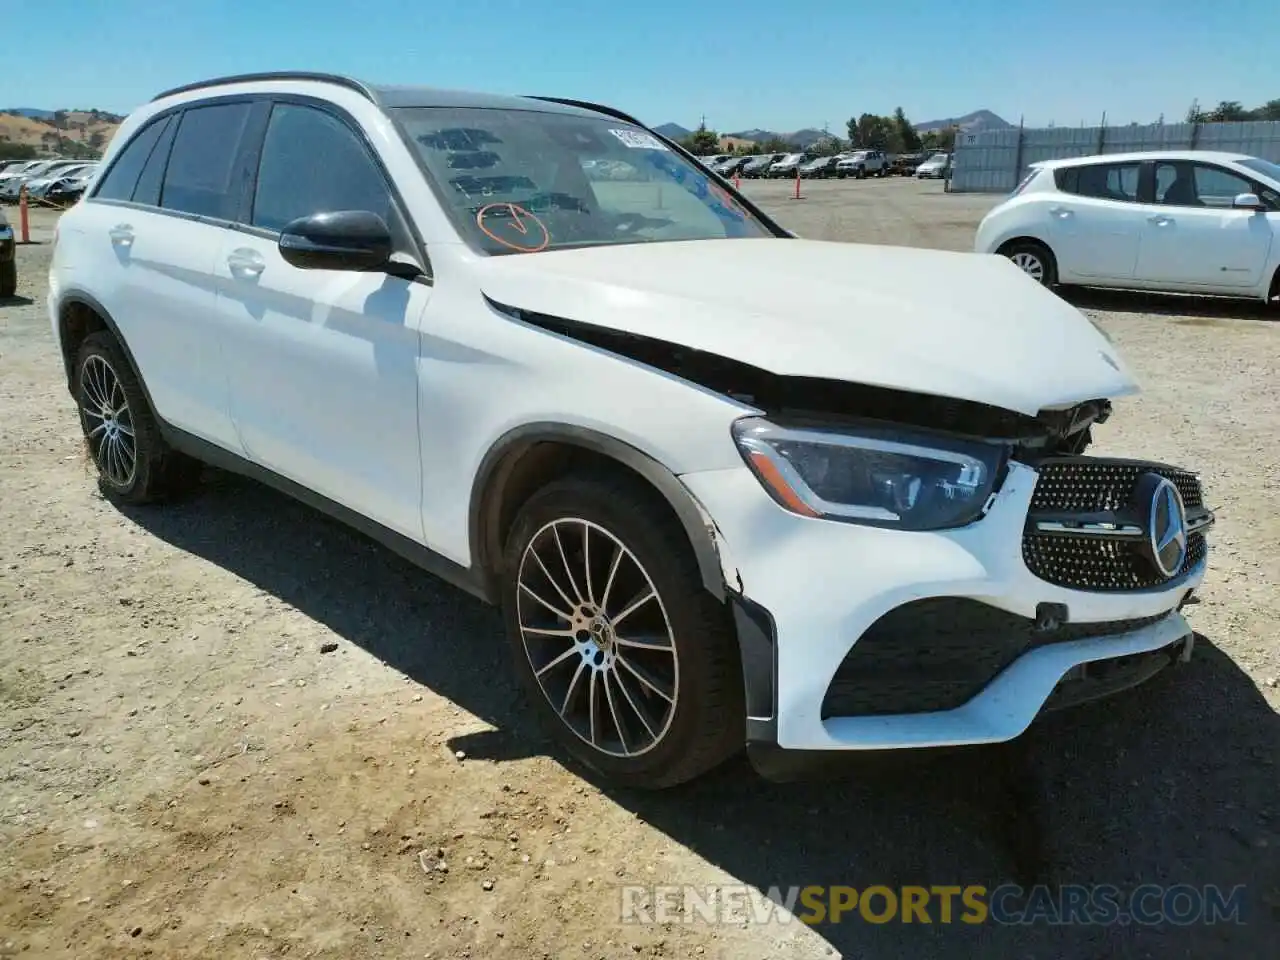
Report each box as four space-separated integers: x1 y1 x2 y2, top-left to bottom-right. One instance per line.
501 473 743 789
1001 240 1058 287
73 331 202 503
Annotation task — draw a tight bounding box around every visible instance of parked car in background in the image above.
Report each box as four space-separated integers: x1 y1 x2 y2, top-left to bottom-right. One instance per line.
714 156 751 177
26 162 98 199
0 205 14 296
45 167 100 205
741 153 785 178
767 153 806 178
0 160 52 191
891 152 927 176
975 150 1280 304
1 159 89 200
799 156 840 179
916 152 952 179
836 150 888 179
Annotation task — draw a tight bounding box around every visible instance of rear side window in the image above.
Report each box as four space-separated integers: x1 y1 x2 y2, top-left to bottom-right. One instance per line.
131 116 178 207
94 118 169 202
160 102 255 220
1057 162 1140 202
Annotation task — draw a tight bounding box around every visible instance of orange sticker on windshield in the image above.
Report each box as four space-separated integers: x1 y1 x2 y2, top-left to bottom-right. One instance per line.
476 203 550 253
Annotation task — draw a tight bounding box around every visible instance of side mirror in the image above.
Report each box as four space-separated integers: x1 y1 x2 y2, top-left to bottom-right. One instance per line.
1232 192 1264 211
278 210 393 271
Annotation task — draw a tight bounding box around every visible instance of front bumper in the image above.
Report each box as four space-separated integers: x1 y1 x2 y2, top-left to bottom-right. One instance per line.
680 458 1209 766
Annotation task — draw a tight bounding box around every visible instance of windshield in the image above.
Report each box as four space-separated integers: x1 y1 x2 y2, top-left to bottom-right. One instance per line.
393 106 774 255
1238 157 1280 186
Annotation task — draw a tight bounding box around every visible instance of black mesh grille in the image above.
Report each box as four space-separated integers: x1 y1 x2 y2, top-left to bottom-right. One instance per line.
821 599 1168 718
1029 458 1204 512
1022 457 1208 592
1023 531 1206 592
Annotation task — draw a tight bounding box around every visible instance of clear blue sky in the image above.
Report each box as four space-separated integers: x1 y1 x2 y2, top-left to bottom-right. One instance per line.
5 0 1278 131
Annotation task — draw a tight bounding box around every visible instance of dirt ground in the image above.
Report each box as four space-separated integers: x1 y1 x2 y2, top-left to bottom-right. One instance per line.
2 179 1278 960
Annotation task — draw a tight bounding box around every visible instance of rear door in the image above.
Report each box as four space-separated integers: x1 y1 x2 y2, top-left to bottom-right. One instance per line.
69 102 261 451
1133 160 1274 289
212 99 430 540
1044 160 1144 280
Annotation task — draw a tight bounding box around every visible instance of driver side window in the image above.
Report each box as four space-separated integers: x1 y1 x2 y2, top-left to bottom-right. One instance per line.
251 103 397 235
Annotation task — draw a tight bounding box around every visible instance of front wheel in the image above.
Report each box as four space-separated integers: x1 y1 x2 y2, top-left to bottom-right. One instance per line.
501 473 743 789
1002 240 1058 287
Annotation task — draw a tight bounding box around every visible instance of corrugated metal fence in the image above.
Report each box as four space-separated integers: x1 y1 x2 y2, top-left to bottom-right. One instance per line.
951 120 1280 193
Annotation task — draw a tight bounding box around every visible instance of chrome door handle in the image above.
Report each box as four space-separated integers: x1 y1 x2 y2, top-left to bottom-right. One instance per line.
227 248 265 278
1148 215 1173 226
1048 206 1072 219
109 224 134 247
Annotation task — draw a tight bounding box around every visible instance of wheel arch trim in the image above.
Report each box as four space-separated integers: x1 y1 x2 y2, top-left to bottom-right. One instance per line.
54 289 159 413
469 422 732 603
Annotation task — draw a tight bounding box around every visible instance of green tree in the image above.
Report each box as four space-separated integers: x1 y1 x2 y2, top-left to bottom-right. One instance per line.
757 135 795 153
0 143 40 162
892 107 922 152
920 127 957 152
1253 98 1280 120
680 123 722 156
1207 100 1249 122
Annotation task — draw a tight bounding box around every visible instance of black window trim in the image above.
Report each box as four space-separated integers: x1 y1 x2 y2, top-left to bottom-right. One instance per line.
238 94 431 281
1147 158 1278 211
87 93 265 225
1055 158 1145 203
85 92 433 283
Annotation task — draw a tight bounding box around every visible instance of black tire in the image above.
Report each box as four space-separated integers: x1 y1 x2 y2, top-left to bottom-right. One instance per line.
73 330 202 503
501 472 743 789
856 167 866 179
0 259 15 299
1000 240 1058 287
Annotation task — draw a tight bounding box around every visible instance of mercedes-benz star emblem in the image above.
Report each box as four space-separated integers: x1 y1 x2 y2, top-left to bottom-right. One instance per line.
1147 476 1188 578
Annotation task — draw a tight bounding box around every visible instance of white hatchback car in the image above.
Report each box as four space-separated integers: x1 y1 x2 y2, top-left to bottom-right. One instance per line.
976 150 1280 304
50 73 1214 788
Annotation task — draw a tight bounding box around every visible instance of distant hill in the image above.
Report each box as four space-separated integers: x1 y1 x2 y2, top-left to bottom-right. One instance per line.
914 109 1011 134
0 109 123 157
653 122 692 139
723 127 831 147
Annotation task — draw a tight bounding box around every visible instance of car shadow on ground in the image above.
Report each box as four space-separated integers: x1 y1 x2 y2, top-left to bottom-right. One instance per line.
122 470 1278 959
1061 286 1278 322
0 294 36 307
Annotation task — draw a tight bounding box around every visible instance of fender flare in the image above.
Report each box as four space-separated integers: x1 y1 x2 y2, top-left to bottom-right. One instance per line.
469 423 731 602
54 290 159 413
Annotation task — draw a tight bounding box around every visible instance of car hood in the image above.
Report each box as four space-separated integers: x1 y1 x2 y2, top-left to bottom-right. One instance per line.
471 238 1137 416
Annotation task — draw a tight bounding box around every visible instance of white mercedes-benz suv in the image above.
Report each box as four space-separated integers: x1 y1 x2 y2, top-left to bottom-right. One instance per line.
49 73 1215 788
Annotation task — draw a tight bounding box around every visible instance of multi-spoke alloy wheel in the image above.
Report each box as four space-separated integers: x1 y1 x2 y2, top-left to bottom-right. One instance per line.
517 518 679 758
501 474 743 789
72 330 201 503
1009 250 1045 283
79 354 137 489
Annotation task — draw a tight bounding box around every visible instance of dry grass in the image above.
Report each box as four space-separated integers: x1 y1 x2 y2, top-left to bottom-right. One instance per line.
0 110 122 155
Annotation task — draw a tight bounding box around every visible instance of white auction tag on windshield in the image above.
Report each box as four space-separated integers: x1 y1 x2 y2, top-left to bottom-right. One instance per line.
608 129 668 150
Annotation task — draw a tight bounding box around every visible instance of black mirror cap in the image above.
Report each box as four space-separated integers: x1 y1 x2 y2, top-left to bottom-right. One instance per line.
278 210 393 271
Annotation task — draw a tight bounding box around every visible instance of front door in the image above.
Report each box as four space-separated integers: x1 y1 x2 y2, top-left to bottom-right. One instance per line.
214 100 429 541
1134 160 1275 289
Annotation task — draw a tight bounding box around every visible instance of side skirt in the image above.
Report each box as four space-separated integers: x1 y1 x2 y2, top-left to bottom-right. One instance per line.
160 424 497 606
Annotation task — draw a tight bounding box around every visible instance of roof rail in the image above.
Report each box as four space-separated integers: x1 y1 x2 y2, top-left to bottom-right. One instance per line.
151 71 377 104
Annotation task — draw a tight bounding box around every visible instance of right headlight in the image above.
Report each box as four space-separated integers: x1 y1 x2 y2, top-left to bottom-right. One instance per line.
732 417 1008 531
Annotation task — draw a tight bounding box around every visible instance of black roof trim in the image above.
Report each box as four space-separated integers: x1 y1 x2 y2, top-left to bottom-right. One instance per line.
151 72 378 104
524 96 647 128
